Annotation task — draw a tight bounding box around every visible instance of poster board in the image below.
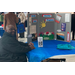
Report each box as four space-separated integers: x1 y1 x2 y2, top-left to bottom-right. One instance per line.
27 13 71 43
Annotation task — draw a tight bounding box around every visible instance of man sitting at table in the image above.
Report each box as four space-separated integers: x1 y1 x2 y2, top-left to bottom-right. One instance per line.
0 25 35 62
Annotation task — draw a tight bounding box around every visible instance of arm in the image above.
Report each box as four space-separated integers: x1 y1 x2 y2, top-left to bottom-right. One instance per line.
18 41 29 46
4 40 32 53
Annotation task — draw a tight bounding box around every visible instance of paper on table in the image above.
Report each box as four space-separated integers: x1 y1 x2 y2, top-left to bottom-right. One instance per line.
30 25 36 34
65 14 70 22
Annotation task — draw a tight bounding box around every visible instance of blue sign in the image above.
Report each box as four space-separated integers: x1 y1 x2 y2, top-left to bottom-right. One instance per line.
42 14 52 17
45 19 54 22
43 15 52 17
31 15 36 17
33 20 37 23
61 23 66 31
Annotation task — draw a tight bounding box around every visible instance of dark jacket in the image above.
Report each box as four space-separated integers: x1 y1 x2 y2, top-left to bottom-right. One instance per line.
71 14 75 31
0 32 32 62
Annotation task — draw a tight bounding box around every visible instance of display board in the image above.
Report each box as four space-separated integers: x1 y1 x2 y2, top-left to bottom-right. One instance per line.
55 13 71 42
27 13 71 43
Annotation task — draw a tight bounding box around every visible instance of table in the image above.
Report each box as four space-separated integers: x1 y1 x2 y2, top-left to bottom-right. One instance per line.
26 40 75 62
0 27 4 37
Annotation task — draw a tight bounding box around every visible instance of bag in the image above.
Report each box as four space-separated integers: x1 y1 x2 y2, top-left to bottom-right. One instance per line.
17 23 25 33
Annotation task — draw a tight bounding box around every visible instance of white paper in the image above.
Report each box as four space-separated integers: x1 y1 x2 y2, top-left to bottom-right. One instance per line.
29 17 32 22
56 15 61 21
65 14 70 22
57 29 61 32
30 25 36 34
38 37 43 47
29 23 31 26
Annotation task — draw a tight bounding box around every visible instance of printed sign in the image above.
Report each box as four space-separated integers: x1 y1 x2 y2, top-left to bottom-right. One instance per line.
65 14 70 22
67 32 70 42
55 14 62 23
45 18 54 22
42 14 52 17
61 23 66 31
57 33 64 41
30 14 36 18
32 19 38 23
30 25 36 34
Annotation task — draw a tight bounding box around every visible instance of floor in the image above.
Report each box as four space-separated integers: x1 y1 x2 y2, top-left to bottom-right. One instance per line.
18 28 75 62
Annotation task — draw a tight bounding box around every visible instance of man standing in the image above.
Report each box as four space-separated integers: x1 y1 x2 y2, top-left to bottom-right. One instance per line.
0 25 35 62
3 12 18 39
18 12 26 38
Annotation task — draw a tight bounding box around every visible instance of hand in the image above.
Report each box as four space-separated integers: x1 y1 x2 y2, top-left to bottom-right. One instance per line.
28 42 34 46
29 45 35 50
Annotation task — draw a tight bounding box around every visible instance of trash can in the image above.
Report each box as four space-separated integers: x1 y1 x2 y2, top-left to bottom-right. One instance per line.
27 34 32 43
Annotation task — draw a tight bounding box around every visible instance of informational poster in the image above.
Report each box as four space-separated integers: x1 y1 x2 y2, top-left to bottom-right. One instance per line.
65 14 70 22
61 23 66 31
55 14 62 23
30 25 36 34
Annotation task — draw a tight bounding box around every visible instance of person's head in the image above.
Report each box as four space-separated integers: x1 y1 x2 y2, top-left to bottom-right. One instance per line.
74 12 75 14
5 25 16 37
18 12 21 14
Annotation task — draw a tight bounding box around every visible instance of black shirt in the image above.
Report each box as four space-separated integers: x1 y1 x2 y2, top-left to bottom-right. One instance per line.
0 32 32 62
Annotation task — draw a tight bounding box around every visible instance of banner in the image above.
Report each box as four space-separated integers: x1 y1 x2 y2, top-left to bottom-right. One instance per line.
45 18 54 22
67 32 70 42
42 14 52 17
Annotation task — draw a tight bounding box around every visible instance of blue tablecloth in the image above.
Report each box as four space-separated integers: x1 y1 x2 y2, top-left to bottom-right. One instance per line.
0 27 5 37
26 40 75 62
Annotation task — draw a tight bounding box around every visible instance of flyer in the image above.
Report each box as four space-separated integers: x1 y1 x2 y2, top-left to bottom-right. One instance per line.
61 23 66 31
65 14 70 22
55 14 62 23
30 25 36 34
